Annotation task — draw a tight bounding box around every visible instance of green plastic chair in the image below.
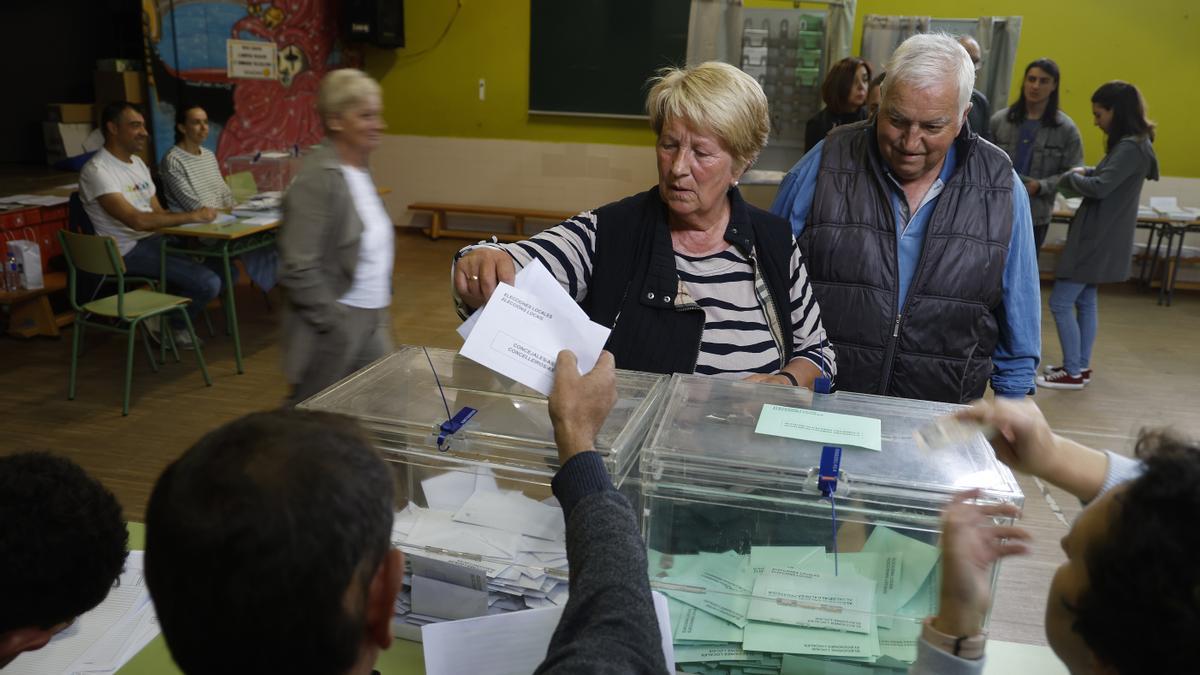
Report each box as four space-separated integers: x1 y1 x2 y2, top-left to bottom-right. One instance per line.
59 230 212 415
226 171 258 204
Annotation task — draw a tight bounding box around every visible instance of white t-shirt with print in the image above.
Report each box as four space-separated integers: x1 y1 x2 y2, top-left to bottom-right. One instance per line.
337 164 394 309
79 148 156 255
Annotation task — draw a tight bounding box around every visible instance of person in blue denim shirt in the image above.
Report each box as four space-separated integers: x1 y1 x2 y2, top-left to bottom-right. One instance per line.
771 34 1040 403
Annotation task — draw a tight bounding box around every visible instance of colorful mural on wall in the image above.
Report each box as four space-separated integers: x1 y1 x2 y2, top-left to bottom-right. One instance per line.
141 0 360 169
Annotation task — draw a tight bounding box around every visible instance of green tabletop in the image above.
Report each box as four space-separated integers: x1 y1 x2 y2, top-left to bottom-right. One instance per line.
117 523 425 675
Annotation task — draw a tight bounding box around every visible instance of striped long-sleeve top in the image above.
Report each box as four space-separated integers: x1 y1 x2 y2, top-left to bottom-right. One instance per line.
160 145 234 211
454 211 837 381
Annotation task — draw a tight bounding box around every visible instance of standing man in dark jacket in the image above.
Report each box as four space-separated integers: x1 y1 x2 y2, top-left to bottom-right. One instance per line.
957 36 992 141
771 33 1041 404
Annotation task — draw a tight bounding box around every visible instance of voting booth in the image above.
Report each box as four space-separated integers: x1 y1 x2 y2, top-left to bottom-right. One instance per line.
299 345 667 638
640 374 1024 673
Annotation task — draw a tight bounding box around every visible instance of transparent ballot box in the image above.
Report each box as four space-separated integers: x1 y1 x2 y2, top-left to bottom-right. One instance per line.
298 345 667 637
640 375 1023 673
224 151 302 197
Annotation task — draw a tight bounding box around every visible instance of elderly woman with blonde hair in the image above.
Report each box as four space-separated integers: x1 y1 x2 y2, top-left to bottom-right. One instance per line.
279 68 394 404
453 62 835 386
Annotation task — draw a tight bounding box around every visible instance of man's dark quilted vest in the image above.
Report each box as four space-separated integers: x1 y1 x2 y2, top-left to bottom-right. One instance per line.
798 121 1013 403
581 186 795 375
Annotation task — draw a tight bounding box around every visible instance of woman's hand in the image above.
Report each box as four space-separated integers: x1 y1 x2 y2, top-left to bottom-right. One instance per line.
1068 166 1089 176
933 490 1031 637
1024 179 1040 196
454 248 516 309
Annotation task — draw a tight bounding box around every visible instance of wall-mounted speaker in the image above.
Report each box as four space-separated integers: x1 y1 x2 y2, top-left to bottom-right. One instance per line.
343 0 405 49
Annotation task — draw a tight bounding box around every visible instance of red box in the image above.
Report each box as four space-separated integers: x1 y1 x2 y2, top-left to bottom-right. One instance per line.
40 204 69 222
0 206 42 231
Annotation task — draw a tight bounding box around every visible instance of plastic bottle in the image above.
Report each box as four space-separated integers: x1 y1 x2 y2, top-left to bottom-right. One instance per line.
4 252 19 292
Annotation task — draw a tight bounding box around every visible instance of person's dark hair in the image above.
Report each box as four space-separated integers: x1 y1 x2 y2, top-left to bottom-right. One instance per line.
1005 58 1062 127
0 452 128 634
821 57 872 114
99 101 142 140
145 410 394 675
173 104 204 144
1071 431 1200 673
1091 80 1156 152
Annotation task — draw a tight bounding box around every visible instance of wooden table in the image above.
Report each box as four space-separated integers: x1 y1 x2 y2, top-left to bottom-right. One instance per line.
158 218 279 374
1050 210 1200 305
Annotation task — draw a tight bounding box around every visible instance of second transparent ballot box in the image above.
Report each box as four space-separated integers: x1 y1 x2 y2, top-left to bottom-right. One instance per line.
640 375 1023 673
298 345 667 633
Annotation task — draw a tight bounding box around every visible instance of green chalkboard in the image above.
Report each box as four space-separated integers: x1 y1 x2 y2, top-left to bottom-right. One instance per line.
529 0 691 118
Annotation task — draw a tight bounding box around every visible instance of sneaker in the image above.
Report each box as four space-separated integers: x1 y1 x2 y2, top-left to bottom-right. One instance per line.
171 328 204 351
1037 369 1086 390
1042 364 1092 382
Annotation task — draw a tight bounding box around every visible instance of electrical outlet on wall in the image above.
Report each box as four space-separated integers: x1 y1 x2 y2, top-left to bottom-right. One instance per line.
478 78 486 101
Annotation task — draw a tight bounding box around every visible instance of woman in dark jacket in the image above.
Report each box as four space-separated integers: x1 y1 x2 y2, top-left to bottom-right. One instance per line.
1038 81 1158 390
804 57 871 152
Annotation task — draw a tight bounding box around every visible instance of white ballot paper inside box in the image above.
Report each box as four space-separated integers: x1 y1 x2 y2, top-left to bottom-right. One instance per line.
459 260 611 396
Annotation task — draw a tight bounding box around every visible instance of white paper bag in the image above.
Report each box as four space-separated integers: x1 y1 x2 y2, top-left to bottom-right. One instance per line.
6 240 43 290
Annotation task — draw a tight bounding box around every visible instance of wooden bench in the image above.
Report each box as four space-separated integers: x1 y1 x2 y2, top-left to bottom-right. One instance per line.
0 271 73 338
408 202 575 242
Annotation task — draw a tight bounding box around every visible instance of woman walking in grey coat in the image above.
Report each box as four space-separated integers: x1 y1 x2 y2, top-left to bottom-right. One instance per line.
1038 81 1158 390
990 59 1084 250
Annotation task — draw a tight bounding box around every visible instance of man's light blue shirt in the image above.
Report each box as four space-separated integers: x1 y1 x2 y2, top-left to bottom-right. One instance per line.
770 139 1041 397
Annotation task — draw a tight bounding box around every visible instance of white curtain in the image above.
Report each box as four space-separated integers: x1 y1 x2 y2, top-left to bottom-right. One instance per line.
686 0 744 66
978 16 1022 111
824 0 856 64
860 14 930 74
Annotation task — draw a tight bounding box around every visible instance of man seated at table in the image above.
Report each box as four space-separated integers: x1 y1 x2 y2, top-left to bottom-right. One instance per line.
0 452 129 666
79 101 222 349
915 399 1200 674
145 350 665 675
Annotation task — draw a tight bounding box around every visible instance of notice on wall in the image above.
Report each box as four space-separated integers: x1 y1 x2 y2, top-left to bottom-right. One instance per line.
226 39 277 80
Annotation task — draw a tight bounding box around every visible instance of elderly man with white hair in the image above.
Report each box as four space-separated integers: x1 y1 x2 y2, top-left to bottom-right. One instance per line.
279 68 393 404
771 33 1040 404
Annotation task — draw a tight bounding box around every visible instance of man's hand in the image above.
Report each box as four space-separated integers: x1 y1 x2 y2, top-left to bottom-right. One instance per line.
191 206 217 223
454 248 516 309
954 398 1110 501
548 350 616 465
1068 166 1088 176
933 490 1031 637
1024 179 1040 196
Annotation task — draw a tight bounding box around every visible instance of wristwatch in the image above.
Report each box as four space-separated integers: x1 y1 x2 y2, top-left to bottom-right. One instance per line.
921 617 987 660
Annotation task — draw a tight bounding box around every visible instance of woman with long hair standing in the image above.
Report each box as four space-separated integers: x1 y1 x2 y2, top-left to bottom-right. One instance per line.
990 59 1084 251
1038 82 1158 390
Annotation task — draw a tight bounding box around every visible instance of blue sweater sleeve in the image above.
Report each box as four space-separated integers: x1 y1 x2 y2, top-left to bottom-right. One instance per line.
990 170 1042 397
769 142 824 238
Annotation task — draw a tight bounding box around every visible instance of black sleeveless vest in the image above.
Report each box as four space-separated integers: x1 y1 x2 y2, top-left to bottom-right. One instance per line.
582 186 796 375
798 121 1013 403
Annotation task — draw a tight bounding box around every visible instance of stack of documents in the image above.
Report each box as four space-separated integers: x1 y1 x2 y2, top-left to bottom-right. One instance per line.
652 526 941 674
390 469 570 638
1149 196 1200 222
0 194 70 207
8 552 160 675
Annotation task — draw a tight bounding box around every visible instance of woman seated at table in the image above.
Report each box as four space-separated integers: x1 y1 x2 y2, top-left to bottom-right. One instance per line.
160 104 277 291
279 69 393 404
453 62 836 388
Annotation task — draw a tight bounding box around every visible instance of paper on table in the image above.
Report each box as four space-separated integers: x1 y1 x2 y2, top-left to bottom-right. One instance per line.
240 214 277 226
1150 196 1179 211
11 194 70 206
781 654 876 674
422 591 674 675
755 404 882 452
742 619 881 659
747 572 877 634
412 574 490 620
862 526 940 610
6 552 157 675
453 488 565 542
750 546 823 575
459 263 610 395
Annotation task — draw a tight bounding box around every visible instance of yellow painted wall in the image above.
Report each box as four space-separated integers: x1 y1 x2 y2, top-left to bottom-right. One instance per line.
367 0 1199 176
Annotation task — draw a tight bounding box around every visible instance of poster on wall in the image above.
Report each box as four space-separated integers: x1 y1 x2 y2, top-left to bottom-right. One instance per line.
226 38 278 80
142 1 363 167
